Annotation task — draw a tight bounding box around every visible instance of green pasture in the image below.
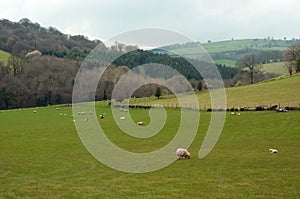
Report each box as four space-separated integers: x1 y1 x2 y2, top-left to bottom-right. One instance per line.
0 105 299 198
134 74 300 108
169 39 292 55
0 49 10 65
214 59 236 67
261 62 288 75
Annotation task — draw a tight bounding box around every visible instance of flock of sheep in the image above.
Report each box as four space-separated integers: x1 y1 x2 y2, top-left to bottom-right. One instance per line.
32 107 279 158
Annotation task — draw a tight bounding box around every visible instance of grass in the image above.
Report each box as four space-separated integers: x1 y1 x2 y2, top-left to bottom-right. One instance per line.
0 106 299 198
167 39 294 55
0 49 10 64
261 61 288 75
214 59 236 67
133 74 300 108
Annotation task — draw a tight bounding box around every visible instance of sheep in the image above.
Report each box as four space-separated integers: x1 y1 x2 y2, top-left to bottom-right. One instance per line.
78 111 87 115
120 116 125 120
83 118 89 122
176 148 191 159
99 114 105 119
269 148 278 153
33 110 37 113
137 121 144 125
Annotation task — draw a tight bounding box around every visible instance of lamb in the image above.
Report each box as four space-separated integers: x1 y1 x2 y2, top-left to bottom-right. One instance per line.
269 148 278 153
137 121 144 125
176 148 191 159
99 114 105 119
78 111 87 115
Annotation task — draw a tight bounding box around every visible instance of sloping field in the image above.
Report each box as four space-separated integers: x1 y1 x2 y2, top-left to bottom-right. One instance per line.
0 49 10 64
261 62 288 75
134 74 300 108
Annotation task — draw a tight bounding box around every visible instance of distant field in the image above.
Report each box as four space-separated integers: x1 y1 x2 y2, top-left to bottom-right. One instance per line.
0 49 10 64
261 61 288 75
214 59 236 67
134 74 300 108
0 106 299 198
167 39 294 55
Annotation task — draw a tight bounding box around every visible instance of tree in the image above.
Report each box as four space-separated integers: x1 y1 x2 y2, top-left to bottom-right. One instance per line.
197 81 203 91
155 87 161 99
285 44 300 74
7 56 24 77
236 54 259 84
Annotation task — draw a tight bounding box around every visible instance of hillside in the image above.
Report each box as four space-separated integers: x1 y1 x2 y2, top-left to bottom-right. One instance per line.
156 39 300 69
261 62 288 75
133 74 300 108
0 49 10 64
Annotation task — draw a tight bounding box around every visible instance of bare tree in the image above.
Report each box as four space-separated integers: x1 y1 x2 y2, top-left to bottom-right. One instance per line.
236 54 258 84
7 56 24 77
285 44 300 74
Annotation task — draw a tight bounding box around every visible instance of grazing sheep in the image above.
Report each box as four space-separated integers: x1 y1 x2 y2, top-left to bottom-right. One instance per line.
33 110 37 113
176 148 191 159
269 148 278 153
83 118 89 122
99 114 105 119
137 121 144 125
120 116 125 120
78 111 87 115
59 113 63 116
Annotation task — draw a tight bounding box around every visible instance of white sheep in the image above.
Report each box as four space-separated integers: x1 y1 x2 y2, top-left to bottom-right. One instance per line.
176 148 191 159
137 121 144 125
269 148 278 153
83 118 89 122
99 114 105 119
120 116 125 120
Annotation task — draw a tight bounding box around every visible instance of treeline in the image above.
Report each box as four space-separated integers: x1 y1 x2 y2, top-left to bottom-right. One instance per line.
0 18 98 59
0 55 79 109
112 49 239 80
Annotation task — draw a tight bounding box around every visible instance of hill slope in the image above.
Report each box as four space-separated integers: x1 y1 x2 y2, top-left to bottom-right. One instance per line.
133 74 300 108
0 49 10 64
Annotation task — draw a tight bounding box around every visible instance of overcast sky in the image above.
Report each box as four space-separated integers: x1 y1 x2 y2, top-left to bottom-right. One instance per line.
1 0 299 43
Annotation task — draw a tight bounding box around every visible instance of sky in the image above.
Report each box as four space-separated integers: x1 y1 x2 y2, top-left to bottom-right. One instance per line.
1 0 299 43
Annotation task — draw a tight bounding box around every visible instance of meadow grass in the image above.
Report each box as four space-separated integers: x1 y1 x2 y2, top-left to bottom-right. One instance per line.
261 62 288 75
133 74 300 108
0 106 299 198
0 49 10 64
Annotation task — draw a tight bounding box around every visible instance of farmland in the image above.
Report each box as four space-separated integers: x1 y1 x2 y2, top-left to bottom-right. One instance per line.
132 74 300 109
0 103 299 198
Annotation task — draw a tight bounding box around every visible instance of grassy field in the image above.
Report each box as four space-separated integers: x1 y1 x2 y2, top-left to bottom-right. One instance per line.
261 62 288 75
214 59 236 67
0 105 299 198
0 49 10 64
134 74 300 108
169 39 293 55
